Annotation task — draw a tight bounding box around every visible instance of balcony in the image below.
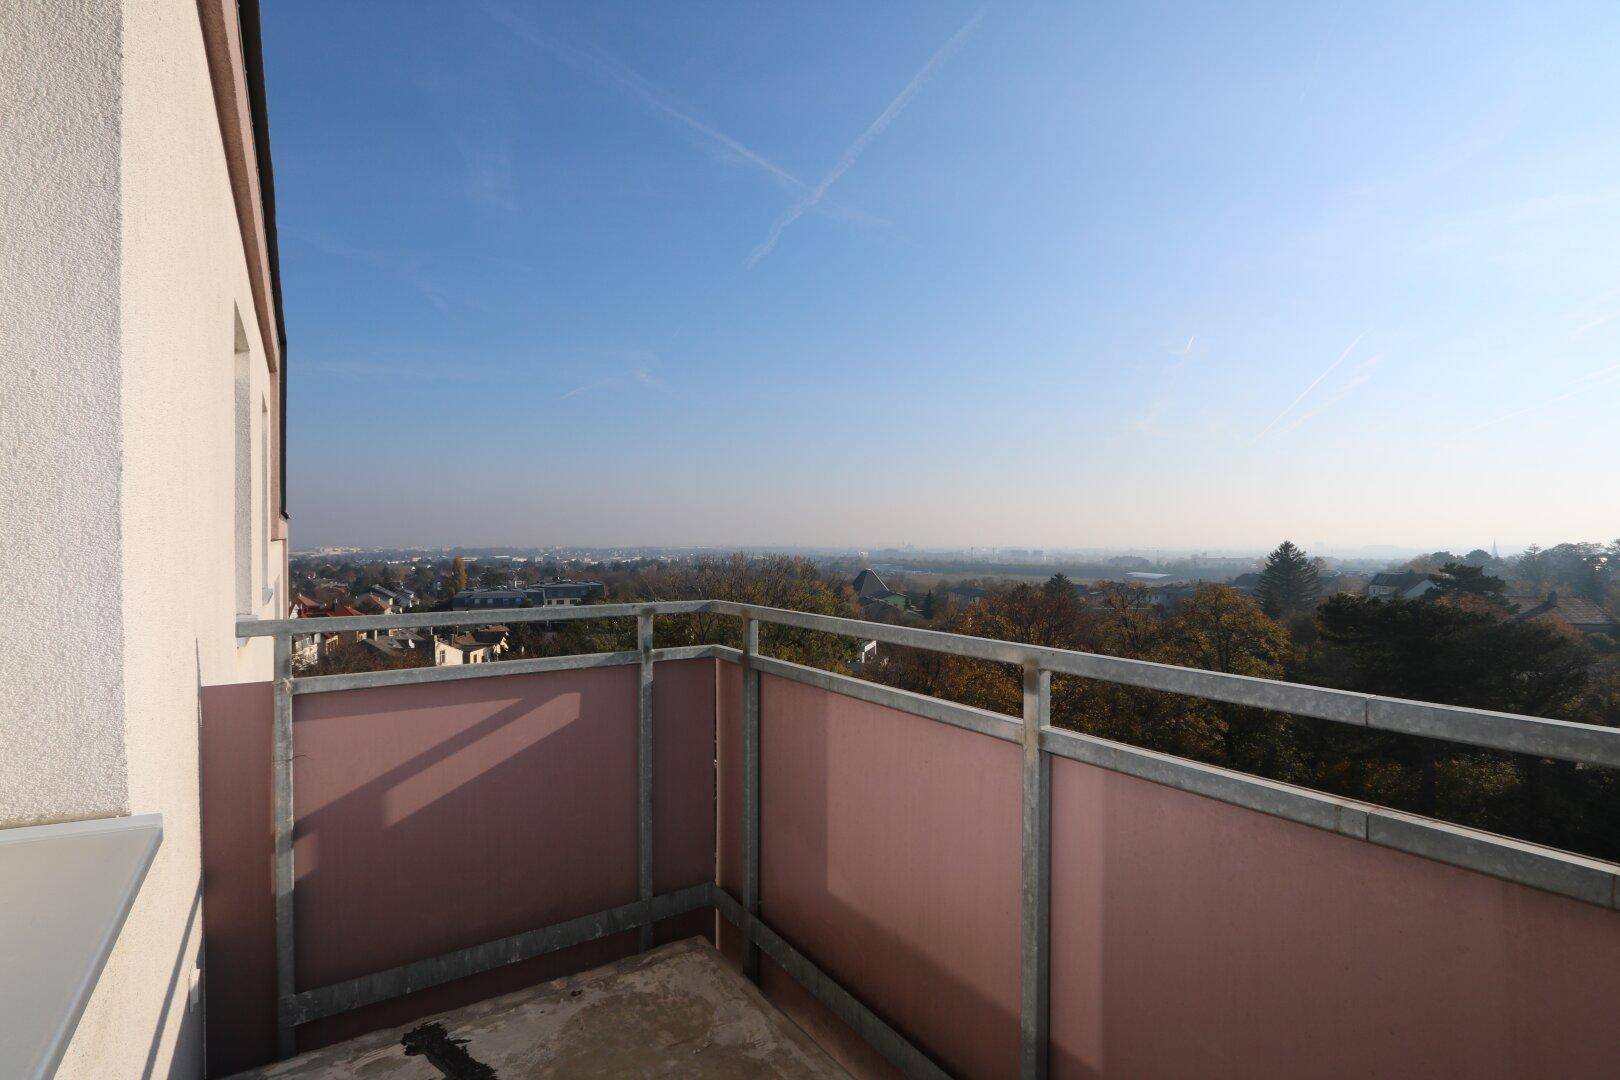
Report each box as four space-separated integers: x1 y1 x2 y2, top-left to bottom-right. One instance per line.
210 601 1620 1079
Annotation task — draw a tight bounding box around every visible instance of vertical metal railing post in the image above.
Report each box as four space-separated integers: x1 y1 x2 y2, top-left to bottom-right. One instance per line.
637 608 656 952
1020 662 1052 1079
741 616 762 981
272 631 298 1059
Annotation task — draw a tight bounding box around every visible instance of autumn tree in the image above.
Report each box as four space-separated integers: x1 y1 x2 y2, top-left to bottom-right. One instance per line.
550 554 861 670
1121 585 1306 779
445 556 468 599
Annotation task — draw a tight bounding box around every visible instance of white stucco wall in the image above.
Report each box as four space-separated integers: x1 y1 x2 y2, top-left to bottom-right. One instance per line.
2 1 282 1075
0 0 131 829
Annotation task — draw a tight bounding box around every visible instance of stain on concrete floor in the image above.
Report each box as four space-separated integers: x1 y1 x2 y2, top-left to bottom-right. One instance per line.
228 938 850 1079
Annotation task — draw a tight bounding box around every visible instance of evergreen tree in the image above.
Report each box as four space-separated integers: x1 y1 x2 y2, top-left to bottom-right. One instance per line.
1255 540 1322 618
1433 562 1507 605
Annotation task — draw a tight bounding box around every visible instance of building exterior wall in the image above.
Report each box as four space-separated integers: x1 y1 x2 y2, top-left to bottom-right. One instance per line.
0 1 283 1076
0 0 130 832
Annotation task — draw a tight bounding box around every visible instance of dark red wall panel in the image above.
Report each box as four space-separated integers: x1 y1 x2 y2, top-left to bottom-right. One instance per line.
756 674 1023 1079
1048 755 1620 1079
199 679 276 1076
199 659 719 1072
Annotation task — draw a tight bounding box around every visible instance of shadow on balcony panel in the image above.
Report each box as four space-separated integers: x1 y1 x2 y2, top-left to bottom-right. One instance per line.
200 661 721 1072
291 666 640 1048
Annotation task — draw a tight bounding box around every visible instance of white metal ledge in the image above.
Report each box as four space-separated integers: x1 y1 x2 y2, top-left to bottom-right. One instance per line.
0 814 163 1080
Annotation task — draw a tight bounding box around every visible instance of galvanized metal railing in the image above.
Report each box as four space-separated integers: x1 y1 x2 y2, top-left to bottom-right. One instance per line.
237 599 1620 1078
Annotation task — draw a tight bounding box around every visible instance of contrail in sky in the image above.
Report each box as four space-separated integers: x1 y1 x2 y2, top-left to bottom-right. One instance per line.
482 1 804 189
1254 332 1365 441
748 6 988 266
1462 362 1620 434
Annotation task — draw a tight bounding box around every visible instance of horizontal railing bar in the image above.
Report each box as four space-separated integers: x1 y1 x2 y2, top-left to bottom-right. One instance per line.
290 645 721 695
720 644 1620 909
1366 809 1620 910
280 883 714 1027
1040 724 1620 909
751 654 1023 743
238 599 713 637
1039 725 1367 838
710 601 1359 723
1366 696 1620 769
242 598 1620 767
712 601 1620 768
711 887 951 1080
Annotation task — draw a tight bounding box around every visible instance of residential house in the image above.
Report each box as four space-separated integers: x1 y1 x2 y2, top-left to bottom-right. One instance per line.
1506 592 1619 638
292 602 374 664
853 568 908 613
362 584 414 610
524 580 607 606
1367 571 1439 600
442 633 502 664
471 625 511 657
946 584 988 606
452 589 528 610
1144 583 1200 612
361 634 431 664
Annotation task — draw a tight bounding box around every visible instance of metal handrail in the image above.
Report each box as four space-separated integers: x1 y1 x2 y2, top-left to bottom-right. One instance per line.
238 596 1620 1077
238 598 1620 769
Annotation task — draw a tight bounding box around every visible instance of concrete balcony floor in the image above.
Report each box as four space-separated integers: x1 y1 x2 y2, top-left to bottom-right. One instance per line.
229 939 848 1079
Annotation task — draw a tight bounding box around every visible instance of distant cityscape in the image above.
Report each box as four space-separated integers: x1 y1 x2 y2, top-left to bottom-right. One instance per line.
288 539 1618 679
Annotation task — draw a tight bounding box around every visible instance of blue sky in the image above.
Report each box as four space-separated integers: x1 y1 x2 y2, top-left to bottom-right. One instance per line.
266 2 1620 552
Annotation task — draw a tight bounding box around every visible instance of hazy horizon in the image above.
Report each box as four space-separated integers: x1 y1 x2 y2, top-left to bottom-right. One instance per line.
287 535 1583 565
267 3 1620 551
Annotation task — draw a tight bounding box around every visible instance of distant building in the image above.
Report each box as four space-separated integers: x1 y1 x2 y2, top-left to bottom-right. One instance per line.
442 633 502 664
524 581 606 607
292 601 370 663
946 584 987 606
452 581 606 610
853 569 908 613
1144 584 1200 612
452 589 527 610
362 634 431 664
853 569 891 601
1367 571 1438 601
1506 592 1618 638
362 584 415 609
